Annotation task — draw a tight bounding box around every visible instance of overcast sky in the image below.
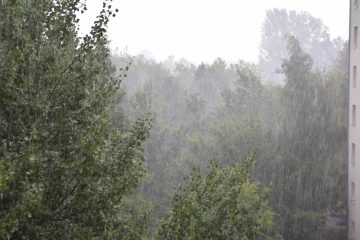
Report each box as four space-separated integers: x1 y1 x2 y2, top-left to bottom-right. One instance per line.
80 0 349 65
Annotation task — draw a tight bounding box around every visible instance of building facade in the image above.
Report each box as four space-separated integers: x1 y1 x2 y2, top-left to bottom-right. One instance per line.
350 1 360 239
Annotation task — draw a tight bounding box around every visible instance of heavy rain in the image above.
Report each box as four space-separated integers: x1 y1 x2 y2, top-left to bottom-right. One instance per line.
0 0 350 239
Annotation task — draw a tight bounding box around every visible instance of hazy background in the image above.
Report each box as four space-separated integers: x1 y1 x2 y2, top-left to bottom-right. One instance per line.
80 0 349 64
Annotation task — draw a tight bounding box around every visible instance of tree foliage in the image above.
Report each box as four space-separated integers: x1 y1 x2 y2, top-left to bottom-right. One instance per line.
271 37 347 240
157 155 274 240
0 0 150 238
113 33 347 239
0 2 348 239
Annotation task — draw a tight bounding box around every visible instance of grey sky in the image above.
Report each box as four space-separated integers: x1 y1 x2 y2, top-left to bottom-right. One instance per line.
80 0 349 64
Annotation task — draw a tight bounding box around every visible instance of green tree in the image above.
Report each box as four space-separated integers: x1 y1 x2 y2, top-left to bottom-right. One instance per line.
271 37 347 240
157 155 274 240
214 62 280 184
0 0 150 238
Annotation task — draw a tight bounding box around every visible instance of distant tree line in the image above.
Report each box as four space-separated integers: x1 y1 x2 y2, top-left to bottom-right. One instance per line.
114 9 347 239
